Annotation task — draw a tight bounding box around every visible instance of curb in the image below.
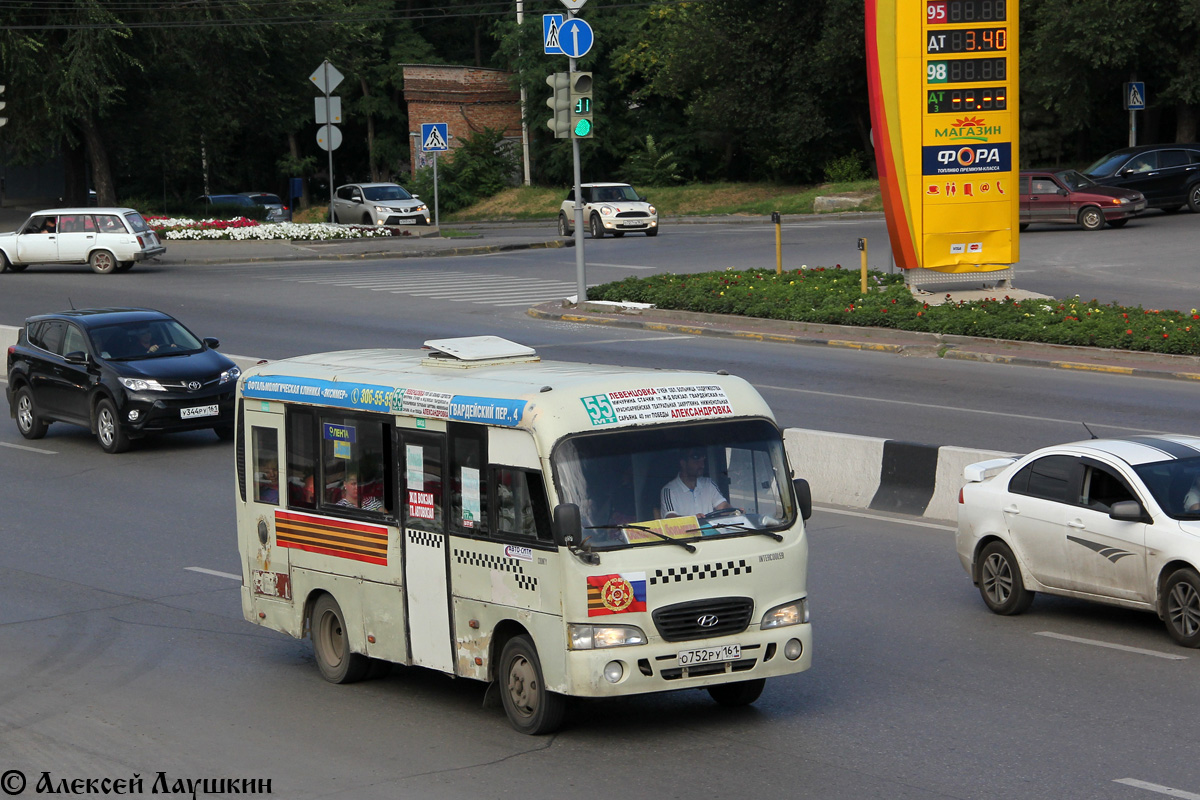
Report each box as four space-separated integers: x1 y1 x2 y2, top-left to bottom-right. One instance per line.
158 238 570 265
529 303 1200 383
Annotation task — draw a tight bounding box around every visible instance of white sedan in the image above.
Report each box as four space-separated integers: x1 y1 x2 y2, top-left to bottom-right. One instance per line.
956 435 1200 647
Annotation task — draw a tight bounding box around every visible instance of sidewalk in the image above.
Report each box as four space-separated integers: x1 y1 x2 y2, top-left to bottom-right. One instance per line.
528 300 1200 383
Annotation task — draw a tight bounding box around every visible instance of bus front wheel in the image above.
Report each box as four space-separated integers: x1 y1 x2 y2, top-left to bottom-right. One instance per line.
311 594 370 684
499 635 565 735
707 678 766 707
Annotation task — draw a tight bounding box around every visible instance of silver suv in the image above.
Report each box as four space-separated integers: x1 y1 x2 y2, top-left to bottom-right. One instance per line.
332 183 430 226
558 182 658 238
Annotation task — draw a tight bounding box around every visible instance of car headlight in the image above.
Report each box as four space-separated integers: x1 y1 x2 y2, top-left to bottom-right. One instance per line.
373 205 393 213
568 623 647 649
600 205 615 216
219 366 241 384
1114 198 1128 204
647 205 657 215
119 377 166 392
761 598 808 629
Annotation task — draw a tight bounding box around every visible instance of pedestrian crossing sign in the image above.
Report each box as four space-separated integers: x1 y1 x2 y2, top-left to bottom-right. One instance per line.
1124 82 1146 111
421 122 449 152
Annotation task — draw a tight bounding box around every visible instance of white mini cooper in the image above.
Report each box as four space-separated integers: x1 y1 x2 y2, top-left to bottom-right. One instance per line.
0 208 166 274
558 182 658 238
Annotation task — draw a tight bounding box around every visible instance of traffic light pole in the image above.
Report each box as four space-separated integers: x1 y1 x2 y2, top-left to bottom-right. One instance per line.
570 56 587 305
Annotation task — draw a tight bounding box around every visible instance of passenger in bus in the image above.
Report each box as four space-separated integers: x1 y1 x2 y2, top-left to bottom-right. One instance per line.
337 472 384 511
658 448 731 518
257 459 279 503
289 472 315 507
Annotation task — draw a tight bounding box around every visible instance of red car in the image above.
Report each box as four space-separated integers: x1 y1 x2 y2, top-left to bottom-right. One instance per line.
1019 169 1146 231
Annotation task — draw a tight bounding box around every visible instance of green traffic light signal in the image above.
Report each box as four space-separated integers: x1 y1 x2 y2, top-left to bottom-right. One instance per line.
573 118 592 137
568 71 594 139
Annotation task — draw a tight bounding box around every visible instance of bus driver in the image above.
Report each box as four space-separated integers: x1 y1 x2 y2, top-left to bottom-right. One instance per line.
658 448 731 518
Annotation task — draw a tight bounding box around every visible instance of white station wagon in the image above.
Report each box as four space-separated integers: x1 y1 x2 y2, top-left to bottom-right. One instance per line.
957 435 1200 647
0 207 166 275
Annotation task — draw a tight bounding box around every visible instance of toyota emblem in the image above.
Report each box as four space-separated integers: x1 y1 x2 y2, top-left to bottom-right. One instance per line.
186 380 201 390
696 614 719 628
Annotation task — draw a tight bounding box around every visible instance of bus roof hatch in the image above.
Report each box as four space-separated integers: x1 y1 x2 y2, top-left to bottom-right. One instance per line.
422 336 539 367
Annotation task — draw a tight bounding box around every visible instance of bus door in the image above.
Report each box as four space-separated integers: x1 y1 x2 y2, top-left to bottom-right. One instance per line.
396 421 454 672
242 401 290 600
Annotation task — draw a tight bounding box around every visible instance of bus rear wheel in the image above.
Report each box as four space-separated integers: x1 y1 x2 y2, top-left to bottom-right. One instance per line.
499 635 565 735
311 594 370 684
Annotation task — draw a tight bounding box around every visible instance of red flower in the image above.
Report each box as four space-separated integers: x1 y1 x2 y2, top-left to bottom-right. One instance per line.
1126 330 1133 335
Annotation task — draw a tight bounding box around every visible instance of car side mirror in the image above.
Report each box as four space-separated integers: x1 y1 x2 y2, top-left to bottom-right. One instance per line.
1120 169 1136 176
412 194 420 199
64 351 88 365
640 195 648 202
1109 500 1149 522
351 194 362 202
203 337 220 350
552 502 582 547
793 478 813 521
1058 188 1068 196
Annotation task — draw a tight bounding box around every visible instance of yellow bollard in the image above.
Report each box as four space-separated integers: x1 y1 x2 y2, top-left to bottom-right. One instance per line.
772 211 782 275
858 237 868 293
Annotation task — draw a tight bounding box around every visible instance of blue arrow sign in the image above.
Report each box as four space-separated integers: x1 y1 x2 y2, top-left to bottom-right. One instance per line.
421 122 448 152
557 18 594 59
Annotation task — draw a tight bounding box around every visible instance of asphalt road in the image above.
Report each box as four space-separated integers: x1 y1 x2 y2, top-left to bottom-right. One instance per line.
2 221 1199 800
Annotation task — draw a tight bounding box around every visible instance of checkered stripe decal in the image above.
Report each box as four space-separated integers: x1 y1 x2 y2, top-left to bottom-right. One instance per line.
408 529 444 548
454 548 538 592
649 560 752 585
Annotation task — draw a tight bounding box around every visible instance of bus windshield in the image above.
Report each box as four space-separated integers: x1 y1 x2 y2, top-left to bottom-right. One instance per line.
552 419 795 550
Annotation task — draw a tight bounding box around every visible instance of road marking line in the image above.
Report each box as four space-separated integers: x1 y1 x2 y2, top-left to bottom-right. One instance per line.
586 262 656 270
185 567 241 581
815 506 955 531
756 384 1186 435
1114 778 1200 799
1 441 57 454
1035 631 1188 660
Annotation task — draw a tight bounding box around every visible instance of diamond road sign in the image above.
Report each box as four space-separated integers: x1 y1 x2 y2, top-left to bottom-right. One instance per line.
559 0 587 9
309 60 344 95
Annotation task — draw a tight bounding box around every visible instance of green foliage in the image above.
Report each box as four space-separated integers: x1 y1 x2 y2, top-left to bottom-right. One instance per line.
622 135 683 187
590 269 1200 356
407 128 518 214
823 153 869 183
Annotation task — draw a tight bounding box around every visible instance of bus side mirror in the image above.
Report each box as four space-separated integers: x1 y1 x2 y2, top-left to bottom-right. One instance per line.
793 478 812 521
553 503 582 547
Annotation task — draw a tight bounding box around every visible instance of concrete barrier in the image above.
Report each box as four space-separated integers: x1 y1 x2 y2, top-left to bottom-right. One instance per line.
784 428 1016 522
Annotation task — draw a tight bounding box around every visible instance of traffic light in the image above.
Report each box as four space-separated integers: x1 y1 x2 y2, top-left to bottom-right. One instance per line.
545 73 571 139
569 72 593 139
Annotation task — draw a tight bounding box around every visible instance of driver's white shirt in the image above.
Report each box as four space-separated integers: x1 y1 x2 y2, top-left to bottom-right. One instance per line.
660 475 727 518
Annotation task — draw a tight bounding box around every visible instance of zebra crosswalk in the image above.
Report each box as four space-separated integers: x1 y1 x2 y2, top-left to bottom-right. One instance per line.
259 268 594 307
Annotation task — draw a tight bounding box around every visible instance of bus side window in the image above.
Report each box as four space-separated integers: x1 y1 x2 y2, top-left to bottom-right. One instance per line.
320 415 391 514
450 424 488 534
494 467 552 541
286 408 317 509
252 426 280 505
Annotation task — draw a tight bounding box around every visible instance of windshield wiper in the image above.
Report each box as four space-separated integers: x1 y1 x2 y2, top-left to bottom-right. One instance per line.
687 520 783 542
585 524 696 553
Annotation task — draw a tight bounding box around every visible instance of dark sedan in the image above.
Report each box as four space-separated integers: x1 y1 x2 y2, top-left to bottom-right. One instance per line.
6 308 240 453
1019 169 1146 231
1083 143 1200 212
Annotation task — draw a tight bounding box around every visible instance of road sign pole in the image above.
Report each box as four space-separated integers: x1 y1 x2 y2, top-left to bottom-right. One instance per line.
1129 109 1136 148
570 50 586 304
433 151 439 228
325 62 335 224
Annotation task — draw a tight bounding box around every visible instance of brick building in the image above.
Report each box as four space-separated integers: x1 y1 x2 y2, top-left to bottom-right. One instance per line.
401 65 523 176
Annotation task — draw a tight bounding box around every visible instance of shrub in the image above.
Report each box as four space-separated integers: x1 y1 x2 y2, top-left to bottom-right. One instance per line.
823 153 869 183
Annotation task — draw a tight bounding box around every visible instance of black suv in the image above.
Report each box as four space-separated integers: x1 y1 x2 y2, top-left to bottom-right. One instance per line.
6 308 240 453
1084 143 1200 212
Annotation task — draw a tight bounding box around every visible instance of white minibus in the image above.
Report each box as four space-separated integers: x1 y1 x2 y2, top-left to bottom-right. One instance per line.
235 336 812 733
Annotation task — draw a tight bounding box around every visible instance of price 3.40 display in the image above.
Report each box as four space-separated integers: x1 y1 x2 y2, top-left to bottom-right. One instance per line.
927 27 1007 53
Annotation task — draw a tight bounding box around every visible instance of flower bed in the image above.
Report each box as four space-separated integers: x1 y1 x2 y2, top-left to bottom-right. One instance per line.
590 267 1200 356
144 216 410 240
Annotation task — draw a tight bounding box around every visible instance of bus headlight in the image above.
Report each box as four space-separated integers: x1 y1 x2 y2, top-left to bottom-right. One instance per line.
761 598 808 629
568 623 647 650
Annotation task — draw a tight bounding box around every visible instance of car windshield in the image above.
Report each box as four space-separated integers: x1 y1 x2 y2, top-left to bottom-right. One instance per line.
249 194 282 205
1084 152 1131 177
89 319 204 360
1132 456 1200 520
552 418 795 551
1055 170 1097 191
593 185 640 203
362 185 412 202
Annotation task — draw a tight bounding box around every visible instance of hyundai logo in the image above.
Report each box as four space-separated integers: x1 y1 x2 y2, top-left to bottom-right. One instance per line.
696 614 719 628
186 381 202 391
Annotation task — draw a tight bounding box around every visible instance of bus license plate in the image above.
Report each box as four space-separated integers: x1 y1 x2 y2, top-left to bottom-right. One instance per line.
180 404 219 419
678 644 741 666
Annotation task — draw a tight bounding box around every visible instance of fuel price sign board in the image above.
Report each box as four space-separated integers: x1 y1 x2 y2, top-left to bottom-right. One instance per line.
867 0 1019 273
